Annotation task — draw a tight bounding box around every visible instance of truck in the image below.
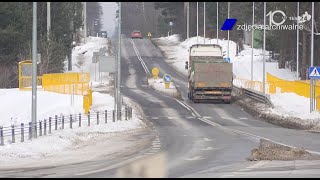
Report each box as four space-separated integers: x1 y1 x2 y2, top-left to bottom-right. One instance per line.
185 44 233 103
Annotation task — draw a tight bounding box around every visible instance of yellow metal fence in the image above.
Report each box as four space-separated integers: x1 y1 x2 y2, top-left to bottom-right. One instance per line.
233 72 320 111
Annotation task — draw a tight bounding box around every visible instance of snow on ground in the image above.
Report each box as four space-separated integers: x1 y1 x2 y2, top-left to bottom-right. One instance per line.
0 37 146 164
154 34 320 121
147 77 179 97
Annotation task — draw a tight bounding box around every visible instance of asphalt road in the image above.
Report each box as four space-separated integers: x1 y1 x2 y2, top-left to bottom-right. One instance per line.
1 36 320 178
111 36 320 177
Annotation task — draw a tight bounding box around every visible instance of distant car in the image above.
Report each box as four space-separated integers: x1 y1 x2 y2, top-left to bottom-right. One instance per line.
131 30 143 39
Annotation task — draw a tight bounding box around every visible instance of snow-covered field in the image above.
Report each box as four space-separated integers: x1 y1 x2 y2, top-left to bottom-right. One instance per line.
154 35 320 121
0 37 146 164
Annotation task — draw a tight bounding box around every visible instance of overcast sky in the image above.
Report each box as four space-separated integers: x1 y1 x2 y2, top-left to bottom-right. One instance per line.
100 2 118 36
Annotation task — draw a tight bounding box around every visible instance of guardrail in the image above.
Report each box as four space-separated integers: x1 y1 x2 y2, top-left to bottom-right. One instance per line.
233 86 274 108
0 106 133 146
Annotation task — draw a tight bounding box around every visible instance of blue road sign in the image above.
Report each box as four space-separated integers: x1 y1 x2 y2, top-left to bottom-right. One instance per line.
309 66 320 79
163 74 172 83
223 57 230 62
221 18 237 31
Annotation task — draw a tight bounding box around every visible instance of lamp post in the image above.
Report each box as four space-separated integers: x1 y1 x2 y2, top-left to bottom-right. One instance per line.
204 2 205 44
117 2 122 120
217 2 218 45
251 2 254 81
263 2 266 95
32 2 38 138
197 2 199 44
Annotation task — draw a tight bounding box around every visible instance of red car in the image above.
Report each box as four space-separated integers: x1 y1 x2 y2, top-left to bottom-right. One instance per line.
131 30 143 39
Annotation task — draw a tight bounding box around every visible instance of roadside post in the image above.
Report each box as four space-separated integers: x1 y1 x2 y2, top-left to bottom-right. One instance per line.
163 74 172 89
309 66 320 112
148 32 152 39
152 67 159 79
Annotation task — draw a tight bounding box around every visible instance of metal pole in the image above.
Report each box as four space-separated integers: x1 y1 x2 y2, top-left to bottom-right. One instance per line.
310 2 314 112
204 2 205 44
251 2 254 81
296 2 299 80
187 2 189 39
197 2 199 44
83 2 87 43
32 2 38 138
217 2 218 45
47 2 50 41
227 2 230 59
117 2 122 120
263 2 266 95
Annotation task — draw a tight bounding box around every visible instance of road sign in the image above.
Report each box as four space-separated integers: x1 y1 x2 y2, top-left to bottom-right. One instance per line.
309 66 320 79
152 67 159 79
163 74 171 83
99 56 116 72
92 52 100 63
223 57 230 62
148 32 152 37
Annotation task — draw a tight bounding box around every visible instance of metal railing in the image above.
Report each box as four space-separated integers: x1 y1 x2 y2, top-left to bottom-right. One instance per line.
233 85 274 108
0 106 133 146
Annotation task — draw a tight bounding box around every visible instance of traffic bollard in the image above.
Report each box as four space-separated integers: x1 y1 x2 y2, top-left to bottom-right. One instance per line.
21 123 24 142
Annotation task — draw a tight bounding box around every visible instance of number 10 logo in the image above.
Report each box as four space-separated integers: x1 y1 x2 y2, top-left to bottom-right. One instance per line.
266 10 287 26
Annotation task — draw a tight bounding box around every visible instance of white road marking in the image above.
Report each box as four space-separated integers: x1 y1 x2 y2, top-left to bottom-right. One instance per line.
203 116 212 119
203 138 213 142
238 161 269 172
185 156 205 161
131 39 150 74
239 117 248 120
201 147 215 151
186 116 195 119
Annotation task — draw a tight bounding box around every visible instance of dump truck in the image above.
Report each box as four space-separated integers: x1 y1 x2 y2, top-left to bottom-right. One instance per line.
185 44 233 103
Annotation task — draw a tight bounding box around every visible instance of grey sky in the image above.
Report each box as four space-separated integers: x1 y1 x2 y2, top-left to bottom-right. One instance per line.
100 2 118 36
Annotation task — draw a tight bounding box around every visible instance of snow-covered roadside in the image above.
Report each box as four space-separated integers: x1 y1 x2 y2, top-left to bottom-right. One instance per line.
147 77 180 98
153 35 320 124
0 37 149 165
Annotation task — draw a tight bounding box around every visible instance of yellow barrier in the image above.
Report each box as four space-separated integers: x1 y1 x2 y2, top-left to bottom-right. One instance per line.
42 72 92 113
42 73 90 95
83 94 90 114
234 73 320 111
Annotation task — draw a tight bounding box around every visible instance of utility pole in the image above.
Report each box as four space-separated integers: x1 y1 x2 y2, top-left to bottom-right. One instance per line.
296 2 299 80
227 2 230 58
83 2 87 43
117 2 122 120
32 2 37 138
263 2 266 95
251 2 254 81
217 2 218 45
187 2 189 39
204 2 206 44
197 2 199 44
310 2 314 112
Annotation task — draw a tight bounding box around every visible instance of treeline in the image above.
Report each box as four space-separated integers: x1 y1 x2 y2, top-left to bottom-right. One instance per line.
0 2 102 88
158 2 320 80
